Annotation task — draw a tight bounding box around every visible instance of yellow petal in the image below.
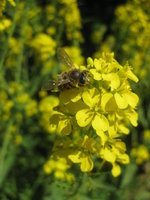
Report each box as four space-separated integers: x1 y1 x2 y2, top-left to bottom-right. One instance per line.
80 156 94 172
58 119 72 135
111 164 121 177
101 148 116 163
68 152 81 163
108 125 116 137
118 124 130 135
92 114 109 131
114 92 128 109
60 88 81 104
118 154 130 164
102 73 120 89
127 68 139 82
101 93 117 111
127 110 138 127
94 58 102 70
123 92 139 108
76 109 94 127
82 88 100 108
96 130 108 145
90 69 102 80
87 57 94 67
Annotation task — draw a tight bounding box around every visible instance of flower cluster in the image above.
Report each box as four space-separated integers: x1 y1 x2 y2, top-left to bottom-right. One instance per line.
115 0 150 78
59 0 83 42
30 33 56 61
39 93 59 133
131 129 150 164
43 157 74 182
131 145 149 164
0 82 38 128
49 52 139 177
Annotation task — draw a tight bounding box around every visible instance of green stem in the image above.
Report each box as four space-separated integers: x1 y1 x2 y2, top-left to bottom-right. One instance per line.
0 121 12 188
98 159 105 171
15 5 28 83
0 0 19 79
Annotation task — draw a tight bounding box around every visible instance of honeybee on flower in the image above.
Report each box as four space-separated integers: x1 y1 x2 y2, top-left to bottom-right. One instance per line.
49 51 139 177
42 48 89 92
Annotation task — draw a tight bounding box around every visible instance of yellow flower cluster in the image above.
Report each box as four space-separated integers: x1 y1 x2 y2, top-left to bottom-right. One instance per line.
0 82 38 125
0 18 11 31
58 0 83 42
63 46 84 65
39 94 59 133
30 33 56 61
0 0 6 16
0 90 14 122
131 145 149 164
131 129 150 165
115 1 150 77
43 157 74 182
0 0 15 16
50 52 139 177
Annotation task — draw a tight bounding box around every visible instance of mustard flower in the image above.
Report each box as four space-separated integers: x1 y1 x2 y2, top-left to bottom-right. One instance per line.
115 1 150 78
50 52 139 177
30 33 56 61
131 145 150 164
43 157 74 182
0 0 6 16
0 18 11 32
39 96 59 133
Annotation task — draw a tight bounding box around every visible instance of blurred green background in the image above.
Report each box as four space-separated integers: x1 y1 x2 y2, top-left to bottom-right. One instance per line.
0 0 150 199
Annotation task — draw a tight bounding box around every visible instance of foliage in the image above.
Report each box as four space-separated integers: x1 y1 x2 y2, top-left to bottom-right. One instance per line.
0 0 150 199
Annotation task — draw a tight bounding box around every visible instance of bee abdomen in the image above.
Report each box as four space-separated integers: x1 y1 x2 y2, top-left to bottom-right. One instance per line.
58 82 76 90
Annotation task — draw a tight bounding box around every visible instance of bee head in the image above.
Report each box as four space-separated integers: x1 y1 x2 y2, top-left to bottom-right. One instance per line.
70 69 80 80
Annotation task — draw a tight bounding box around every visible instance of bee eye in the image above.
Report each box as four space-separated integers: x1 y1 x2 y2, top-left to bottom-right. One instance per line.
79 72 87 84
70 70 80 80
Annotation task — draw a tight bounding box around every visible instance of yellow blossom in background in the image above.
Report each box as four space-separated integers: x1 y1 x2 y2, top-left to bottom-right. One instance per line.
43 157 74 182
131 145 150 164
64 46 84 65
0 18 11 31
39 96 59 133
25 100 37 117
114 0 150 78
0 0 6 16
30 33 56 61
15 134 23 145
58 0 83 42
144 130 150 141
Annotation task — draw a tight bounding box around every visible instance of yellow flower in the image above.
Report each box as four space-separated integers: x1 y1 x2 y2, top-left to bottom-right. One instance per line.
43 157 74 181
144 130 150 141
25 100 37 117
30 33 56 61
15 135 22 145
111 164 121 177
68 135 95 172
0 18 11 31
131 145 149 164
50 51 138 176
0 0 6 16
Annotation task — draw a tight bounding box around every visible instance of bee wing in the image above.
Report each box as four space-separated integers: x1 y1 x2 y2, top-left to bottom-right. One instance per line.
41 80 57 91
57 48 75 69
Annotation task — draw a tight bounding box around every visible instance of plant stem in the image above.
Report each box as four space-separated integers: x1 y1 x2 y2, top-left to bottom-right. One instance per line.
0 121 12 188
0 0 19 79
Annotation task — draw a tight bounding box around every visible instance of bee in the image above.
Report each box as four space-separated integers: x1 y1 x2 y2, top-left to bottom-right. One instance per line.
42 48 89 91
